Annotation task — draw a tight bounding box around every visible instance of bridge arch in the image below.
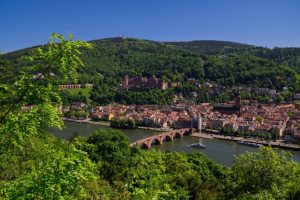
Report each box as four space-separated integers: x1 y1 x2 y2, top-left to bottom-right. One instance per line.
183 130 190 136
163 135 173 142
151 138 162 145
173 132 182 139
140 143 150 149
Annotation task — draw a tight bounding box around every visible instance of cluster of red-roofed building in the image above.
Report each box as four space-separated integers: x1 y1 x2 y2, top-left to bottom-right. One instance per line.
89 101 300 140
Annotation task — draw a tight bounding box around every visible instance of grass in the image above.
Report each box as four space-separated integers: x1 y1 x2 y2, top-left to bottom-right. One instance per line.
67 87 92 104
68 87 92 96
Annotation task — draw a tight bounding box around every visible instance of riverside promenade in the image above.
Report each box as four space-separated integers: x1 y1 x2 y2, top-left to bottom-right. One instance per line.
192 132 300 151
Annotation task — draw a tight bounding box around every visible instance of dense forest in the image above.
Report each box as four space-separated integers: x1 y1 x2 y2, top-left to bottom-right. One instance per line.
0 34 300 199
2 37 300 105
166 40 253 55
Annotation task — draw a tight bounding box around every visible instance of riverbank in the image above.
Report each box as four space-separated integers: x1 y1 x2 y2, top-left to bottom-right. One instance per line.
63 118 110 126
63 118 174 132
63 118 173 131
192 132 300 151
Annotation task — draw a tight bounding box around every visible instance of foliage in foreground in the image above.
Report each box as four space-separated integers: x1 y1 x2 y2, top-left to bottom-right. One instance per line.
72 129 226 200
71 129 300 200
0 33 99 199
1 34 300 199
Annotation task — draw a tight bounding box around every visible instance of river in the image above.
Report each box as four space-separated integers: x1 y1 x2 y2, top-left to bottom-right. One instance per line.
49 121 300 166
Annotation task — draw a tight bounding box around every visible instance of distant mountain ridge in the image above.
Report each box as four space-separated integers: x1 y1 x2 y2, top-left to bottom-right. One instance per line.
165 40 254 55
4 36 300 57
3 37 254 57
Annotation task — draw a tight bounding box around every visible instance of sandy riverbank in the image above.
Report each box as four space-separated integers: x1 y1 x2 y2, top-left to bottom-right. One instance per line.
192 132 300 151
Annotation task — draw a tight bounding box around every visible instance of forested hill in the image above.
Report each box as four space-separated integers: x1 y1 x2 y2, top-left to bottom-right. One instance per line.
1 37 300 93
167 40 300 67
2 37 206 85
166 40 253 55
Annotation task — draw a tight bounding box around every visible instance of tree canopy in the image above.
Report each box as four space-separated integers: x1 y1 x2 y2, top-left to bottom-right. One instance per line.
2 37 300 105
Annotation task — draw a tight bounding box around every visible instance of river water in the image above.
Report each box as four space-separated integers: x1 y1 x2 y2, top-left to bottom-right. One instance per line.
49 121 300 166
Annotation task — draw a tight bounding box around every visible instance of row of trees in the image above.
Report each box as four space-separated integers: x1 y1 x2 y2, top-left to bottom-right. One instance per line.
90 85 174 105
110 119 137 129
221 127 280 140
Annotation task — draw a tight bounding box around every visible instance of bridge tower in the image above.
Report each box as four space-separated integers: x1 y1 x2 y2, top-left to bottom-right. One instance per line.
192 114 202 132
197 114 202 132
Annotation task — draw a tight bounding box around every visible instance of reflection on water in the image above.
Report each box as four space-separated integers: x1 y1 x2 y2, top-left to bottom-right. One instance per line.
152 137 258 166
49 121 300 166
49 121 159 142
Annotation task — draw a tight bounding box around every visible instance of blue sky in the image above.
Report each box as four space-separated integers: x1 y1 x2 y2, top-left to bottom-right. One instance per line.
1 0 299 52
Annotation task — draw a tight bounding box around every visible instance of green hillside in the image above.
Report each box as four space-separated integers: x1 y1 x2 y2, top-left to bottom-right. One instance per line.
166 40 253 55
167 40 300 68
1 37 300 104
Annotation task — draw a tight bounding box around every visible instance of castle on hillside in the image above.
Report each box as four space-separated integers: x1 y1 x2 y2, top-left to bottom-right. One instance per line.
121 75 169 90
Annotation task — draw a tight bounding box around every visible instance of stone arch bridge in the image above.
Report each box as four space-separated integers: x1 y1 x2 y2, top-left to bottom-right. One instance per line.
131 128 196 149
